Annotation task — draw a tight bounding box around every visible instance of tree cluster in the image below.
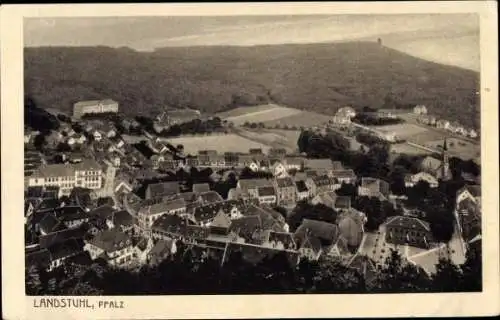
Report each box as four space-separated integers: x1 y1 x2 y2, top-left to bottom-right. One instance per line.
287 201 341 232
352 113 405 126
26 240 482 295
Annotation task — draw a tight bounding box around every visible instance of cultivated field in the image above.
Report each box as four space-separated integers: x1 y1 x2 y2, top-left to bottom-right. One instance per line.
219 104 303 126
216 104 281 119
218 104 331 129
162 134 272 154
390 143 432 156
234 128 300 152
263 111 331 128
372 123 428 140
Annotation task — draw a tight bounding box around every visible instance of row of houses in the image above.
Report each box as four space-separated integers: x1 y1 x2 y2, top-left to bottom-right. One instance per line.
417 115 478 139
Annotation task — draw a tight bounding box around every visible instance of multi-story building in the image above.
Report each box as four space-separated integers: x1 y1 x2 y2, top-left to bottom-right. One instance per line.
237 178 274 199
357 177 390 201
305 175 337 196
27 160 103 196
273 177 297 207
84 229 134 268
385 216 433 249
137 198 187 230
256 186 277 206
73 99 119 119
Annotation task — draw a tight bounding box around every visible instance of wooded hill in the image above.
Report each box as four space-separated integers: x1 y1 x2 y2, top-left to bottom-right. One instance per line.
25 42 480 128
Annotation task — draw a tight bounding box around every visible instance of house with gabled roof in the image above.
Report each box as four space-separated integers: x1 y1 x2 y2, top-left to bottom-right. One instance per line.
229 215 264 244
331 169 357 185
336 208 366 252
198 191 224 205
456 185 481 208
283 156 305 171
295 219 339 244
273 176 297 207
145 181 180 200
38 213 65 235
209 209 233 236
38 226 85 249
262 230 297 251
256 186 277 206
27 238 85 272
312 191 352 211
84 229 134 268
242 204 287 233
306 174 337 196
385 216 433 249
132 236 155 265
346 254 378 288
357 177 390 201
147 239 177 266
295 180 310 201
294 219 344 260
151 214 188 241
137 198 187 230
455 185 481 240
304 158 336 176
237 178 274 198
106 210 135 234
57 206 90 229
297 234 323 261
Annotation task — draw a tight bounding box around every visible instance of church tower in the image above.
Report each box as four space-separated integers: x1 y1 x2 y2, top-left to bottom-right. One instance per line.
442 138 451 180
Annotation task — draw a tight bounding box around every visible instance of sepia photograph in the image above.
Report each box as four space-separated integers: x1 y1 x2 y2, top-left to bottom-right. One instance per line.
1 2 499 319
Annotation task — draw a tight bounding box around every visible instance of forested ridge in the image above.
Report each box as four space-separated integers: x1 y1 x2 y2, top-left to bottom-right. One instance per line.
25 42 479 128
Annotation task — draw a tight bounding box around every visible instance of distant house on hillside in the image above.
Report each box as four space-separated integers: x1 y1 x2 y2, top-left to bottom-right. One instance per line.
153 108 201 133
436 119 450 130
413 105 428 115
337 106 356 119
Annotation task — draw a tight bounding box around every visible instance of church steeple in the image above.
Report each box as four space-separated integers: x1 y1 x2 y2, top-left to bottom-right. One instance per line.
442 138 450 180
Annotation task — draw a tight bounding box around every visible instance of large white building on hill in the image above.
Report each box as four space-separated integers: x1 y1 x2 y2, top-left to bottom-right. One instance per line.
73 99 119 119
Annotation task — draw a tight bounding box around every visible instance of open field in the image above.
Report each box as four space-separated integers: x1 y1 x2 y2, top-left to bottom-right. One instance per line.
220 104 303 126
371 123 429 140
234 128 299 152
263 110 331 128
216 104 282 119
265 129 302 146
390 143 432 156
162 134 271 154
424 138 480 161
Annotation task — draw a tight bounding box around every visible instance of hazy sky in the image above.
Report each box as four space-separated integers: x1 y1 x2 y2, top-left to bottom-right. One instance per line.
24 14 480 71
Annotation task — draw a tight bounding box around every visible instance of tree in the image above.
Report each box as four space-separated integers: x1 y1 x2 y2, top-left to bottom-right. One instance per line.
335 182 357 198
33 134 47 151
26 265 44 295
373 249 431 293
460 242 482 291
56 142 72 152
432 257 463 292
313 258 366 293
389 166 407 195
